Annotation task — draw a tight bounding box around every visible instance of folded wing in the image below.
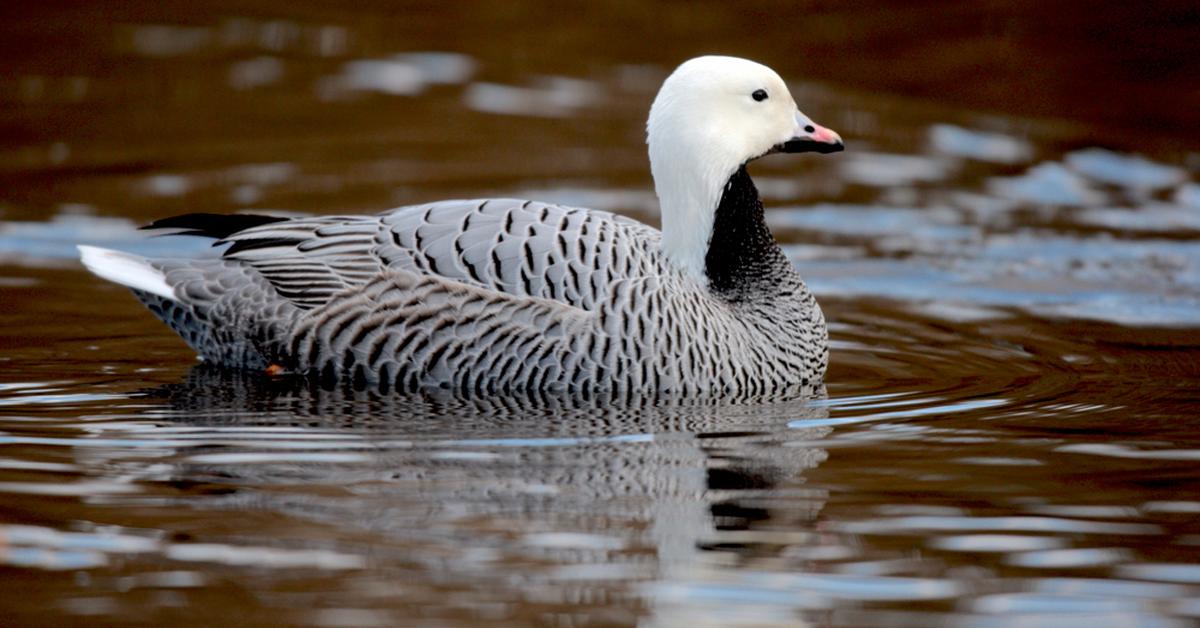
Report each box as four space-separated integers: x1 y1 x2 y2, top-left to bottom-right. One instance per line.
187 199 663 311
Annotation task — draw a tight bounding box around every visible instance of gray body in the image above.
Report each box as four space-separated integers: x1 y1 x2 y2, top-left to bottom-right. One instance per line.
87 56 847 394
135 197 828 394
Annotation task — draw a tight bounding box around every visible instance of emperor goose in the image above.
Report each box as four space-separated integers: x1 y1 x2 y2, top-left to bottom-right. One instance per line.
79 55 844 394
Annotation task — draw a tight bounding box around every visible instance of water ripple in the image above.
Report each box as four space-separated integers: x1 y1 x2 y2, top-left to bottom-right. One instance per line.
838 516 1161 536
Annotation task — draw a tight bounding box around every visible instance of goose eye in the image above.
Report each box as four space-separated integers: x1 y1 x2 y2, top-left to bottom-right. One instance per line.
751 89 768 102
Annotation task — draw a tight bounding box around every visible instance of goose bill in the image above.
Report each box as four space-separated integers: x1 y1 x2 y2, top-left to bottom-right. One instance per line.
777 119 844 154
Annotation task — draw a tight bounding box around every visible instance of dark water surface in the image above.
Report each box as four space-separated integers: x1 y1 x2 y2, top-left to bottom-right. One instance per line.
2 3 1200 626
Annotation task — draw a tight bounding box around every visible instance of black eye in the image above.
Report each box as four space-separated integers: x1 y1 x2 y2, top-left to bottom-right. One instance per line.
804 125 815 133
752 89 768 102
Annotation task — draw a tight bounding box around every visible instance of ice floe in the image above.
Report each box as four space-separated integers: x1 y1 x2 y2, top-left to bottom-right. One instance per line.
1066 148 1187 191
929 124 1032 164
987 162 1104 206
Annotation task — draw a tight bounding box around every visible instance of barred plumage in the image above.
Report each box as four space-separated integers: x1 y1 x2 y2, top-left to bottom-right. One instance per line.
79 56 843 394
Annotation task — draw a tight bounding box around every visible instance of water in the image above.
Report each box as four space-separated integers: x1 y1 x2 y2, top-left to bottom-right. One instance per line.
2 3 1200 626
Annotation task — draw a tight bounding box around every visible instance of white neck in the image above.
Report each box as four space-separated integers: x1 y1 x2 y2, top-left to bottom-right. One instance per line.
645 55 802 279
648 129 742 279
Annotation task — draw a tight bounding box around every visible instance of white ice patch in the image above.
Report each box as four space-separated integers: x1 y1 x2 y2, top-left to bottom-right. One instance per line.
768 204 973 242
1066 148 1187 191
838 152 954 187
388 52 476 85
929 124 1032 164
463 77 601 118
341 58 425 95
318 52 476 100
987 161 1104 206
1077 203 1200 233
143 174 191 197
1174 182 1200 208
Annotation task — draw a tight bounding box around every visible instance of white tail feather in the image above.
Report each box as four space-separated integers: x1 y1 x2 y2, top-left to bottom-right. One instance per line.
77 245 175 301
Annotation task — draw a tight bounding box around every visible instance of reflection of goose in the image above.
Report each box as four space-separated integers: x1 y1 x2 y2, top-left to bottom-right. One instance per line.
80 56 842 392
135 365 830 618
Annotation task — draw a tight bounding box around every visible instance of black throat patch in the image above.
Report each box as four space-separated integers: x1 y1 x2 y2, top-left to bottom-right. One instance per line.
704 165 792 300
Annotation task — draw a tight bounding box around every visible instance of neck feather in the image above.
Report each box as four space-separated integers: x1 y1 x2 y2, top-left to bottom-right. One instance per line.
650 137 741 278
704 165 796 299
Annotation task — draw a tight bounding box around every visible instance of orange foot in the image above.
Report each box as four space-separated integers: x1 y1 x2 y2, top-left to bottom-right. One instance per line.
264 364 287 376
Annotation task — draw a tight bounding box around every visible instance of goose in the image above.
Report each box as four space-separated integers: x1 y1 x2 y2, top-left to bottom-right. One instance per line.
79 55 844 394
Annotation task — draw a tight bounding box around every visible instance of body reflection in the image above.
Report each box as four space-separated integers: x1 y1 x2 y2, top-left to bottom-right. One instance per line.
126 365 833 623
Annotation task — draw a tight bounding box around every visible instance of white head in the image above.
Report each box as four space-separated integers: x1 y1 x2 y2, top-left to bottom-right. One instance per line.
646 56 842 278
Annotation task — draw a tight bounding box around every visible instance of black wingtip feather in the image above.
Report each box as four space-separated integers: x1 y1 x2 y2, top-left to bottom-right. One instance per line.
223 237 305 256
141 213 290 239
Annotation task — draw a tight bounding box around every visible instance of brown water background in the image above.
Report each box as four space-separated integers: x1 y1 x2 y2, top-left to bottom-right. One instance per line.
2 2 1200 626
